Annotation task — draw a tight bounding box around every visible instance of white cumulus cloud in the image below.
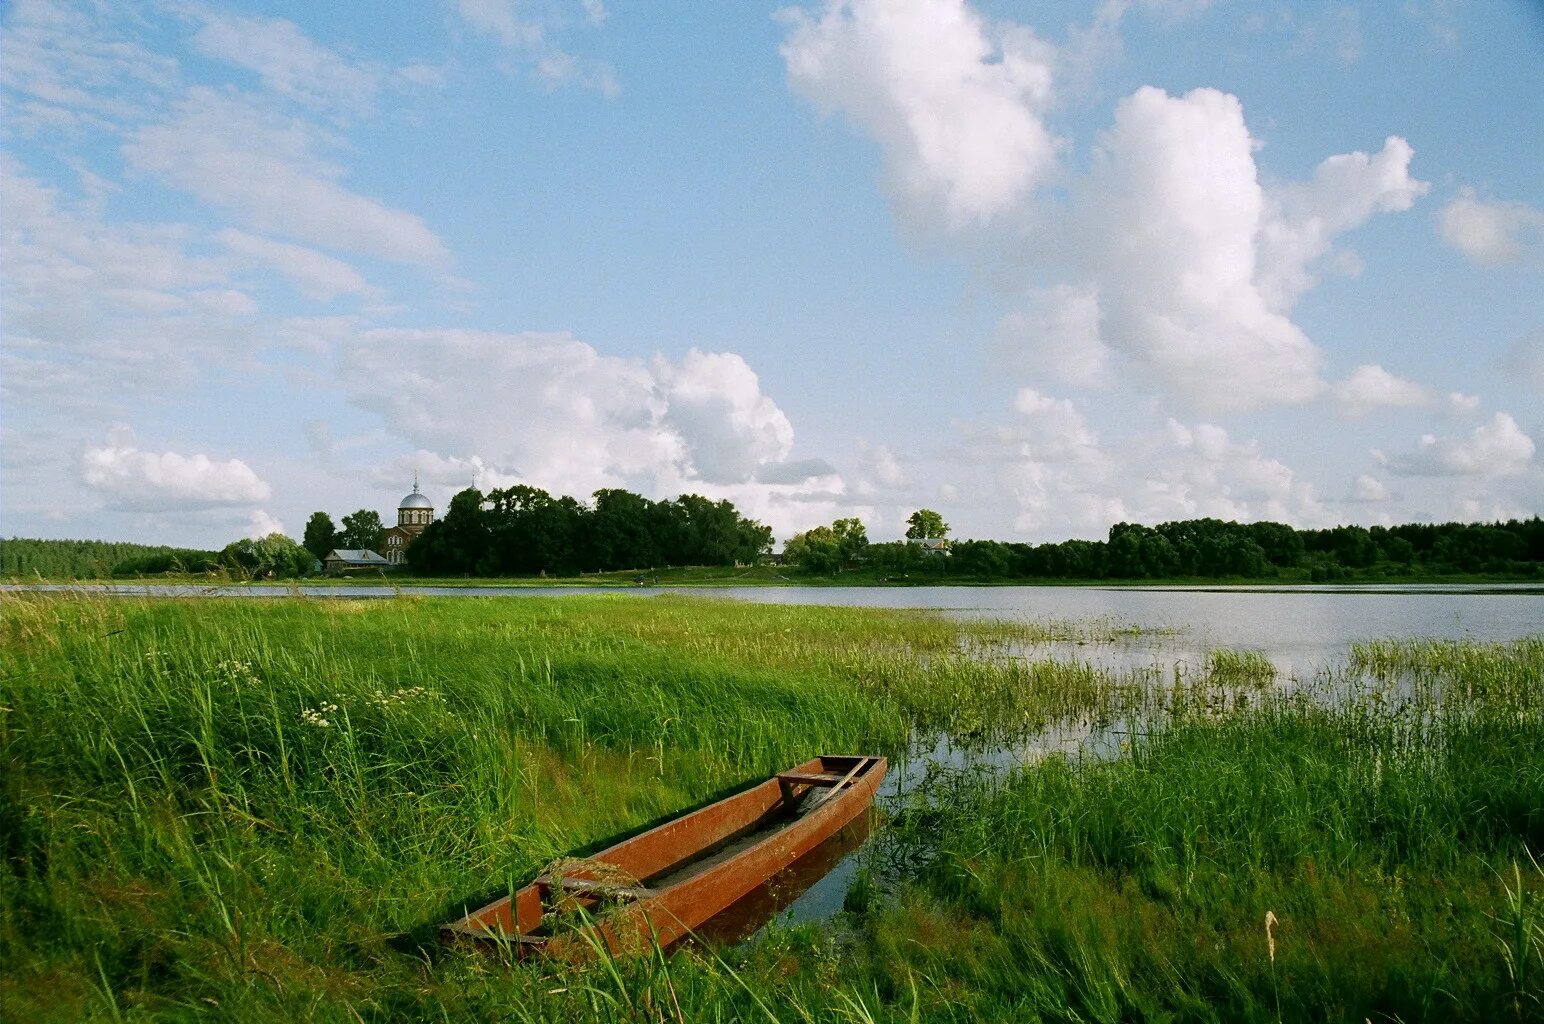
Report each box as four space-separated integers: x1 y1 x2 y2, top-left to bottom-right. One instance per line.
781 3 1429 413
1387 413 1536 477
341 329 826 503
1067 87 1326 409
247 509 287 538
1439 188 1544 266
781 0 1059 226
82 433 272 509
654 350 795 484
1334 363 1433 416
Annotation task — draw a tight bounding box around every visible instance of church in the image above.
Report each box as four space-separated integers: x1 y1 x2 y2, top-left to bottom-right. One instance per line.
381 480 435 564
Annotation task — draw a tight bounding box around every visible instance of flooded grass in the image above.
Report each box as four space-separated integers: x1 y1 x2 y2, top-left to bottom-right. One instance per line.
1204 647 1276 685
1 593 1540 1021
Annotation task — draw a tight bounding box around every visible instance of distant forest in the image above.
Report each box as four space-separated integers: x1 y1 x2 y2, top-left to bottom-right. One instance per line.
0 539 221 580
4 512 1543 582
857 517 1544 581
406 486 775 576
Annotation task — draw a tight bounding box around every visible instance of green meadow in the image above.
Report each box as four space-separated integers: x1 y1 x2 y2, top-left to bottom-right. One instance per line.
1 594 1540 1022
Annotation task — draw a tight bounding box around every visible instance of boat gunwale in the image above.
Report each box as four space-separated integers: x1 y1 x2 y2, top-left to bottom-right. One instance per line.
441 754 886 950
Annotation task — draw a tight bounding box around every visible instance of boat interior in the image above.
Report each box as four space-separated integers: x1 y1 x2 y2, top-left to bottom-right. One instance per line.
443 755 880 948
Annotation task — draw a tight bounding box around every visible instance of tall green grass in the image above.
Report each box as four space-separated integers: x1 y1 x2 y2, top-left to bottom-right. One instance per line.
0 593 1118 1020
2 594 1540 1021
852 636 1544 1022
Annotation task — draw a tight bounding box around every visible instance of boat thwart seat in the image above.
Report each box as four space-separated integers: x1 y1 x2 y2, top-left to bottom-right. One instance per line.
775 771 846 786
536 875 658 902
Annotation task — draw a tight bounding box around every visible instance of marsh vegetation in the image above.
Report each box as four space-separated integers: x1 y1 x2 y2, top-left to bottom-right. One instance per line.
1 593 1539 1021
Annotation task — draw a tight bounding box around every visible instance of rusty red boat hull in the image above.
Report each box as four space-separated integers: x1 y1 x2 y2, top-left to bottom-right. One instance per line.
442 754 887 957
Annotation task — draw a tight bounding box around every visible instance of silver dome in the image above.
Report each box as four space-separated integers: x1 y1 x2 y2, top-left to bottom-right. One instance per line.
399 490 433 510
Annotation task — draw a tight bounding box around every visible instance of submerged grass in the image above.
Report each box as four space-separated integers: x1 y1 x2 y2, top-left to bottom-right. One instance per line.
1 593 1540 1021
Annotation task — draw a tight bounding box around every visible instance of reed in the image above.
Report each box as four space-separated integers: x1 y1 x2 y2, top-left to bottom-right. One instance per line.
1 593 1539 1022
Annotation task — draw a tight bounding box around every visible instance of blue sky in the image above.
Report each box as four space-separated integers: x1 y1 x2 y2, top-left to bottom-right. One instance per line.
2 0 1541 547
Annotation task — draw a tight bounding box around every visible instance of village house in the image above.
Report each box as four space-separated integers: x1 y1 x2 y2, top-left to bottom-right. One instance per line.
323 549 391 575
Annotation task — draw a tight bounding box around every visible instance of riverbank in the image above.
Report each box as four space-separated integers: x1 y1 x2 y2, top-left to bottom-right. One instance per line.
2 592 1539 1021
10 562 1543 588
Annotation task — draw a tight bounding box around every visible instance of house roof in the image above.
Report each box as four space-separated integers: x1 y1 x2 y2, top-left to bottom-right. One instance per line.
325 549 390 564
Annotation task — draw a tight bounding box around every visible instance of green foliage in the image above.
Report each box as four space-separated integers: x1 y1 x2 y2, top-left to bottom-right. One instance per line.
905 509 950 540
409 486 774 576
302 511 339 560
785 518 872 574
339 507 386 551
0 538 218 579
937 516 1544 582
218 532 314 578
832 517 869 564
785 524 842 573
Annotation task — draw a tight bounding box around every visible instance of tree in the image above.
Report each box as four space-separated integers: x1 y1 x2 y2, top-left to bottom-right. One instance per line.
408 488 488 575
219 533 313 578
784 525 842 574
302 512 339 560
339 509 385 551
905 509 950 540
832 518 869 565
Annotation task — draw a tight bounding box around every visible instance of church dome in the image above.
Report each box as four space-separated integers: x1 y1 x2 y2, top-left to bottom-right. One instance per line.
399 490 433 510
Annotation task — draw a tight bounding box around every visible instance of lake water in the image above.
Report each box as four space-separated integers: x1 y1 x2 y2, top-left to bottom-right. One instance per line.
9 581 1541 943
11 581 1542 676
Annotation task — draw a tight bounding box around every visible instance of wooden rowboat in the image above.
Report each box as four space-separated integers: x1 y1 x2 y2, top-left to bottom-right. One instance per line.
442 754 887 958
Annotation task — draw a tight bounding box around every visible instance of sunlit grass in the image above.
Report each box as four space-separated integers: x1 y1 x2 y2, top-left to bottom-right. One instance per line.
1 593 1540 1021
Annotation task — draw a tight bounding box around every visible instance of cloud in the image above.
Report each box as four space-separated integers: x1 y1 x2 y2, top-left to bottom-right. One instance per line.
1386 413 1536 477
1062 93 1423 410
187 9 382 117
340 329 824 502
957 391 1329 537
1445 391 1481 416
124 87 448 266
1352 474 1389 501
454 0 619 96
1257 136 1427 309
247 509 287 538
856 443 907 492
1333 363 1433 416
996 285 1109 388
1066 87 1328 409
81 432 272 509
1439 188 1544 266
781 0 1059 226
654 350 795 483
0 155 246 411
0 0 179 133
534 52 620 97
455 0 545 47
780 4 1427 412
216 228 377 300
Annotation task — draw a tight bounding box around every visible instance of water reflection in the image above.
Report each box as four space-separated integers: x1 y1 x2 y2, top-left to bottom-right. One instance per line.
692 813 875 945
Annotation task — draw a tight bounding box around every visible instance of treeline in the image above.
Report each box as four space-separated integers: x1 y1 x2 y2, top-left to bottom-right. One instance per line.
408 486 773 576
0 538 221 579
827 517 1544 580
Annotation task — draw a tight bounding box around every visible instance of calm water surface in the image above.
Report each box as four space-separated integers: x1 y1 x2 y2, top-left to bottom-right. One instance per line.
12 581 1542 675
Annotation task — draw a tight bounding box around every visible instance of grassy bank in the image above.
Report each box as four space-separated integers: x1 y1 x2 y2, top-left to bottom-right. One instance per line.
14 563 1544 588
2 594 1540 1021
